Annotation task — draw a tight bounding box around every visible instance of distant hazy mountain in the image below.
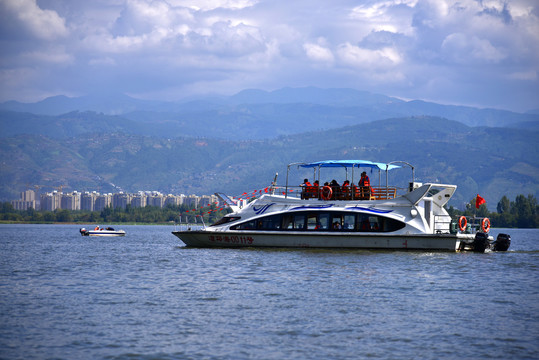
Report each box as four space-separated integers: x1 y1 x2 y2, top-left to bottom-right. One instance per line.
228 87 400 106
0 92 171 115
1 88 537 133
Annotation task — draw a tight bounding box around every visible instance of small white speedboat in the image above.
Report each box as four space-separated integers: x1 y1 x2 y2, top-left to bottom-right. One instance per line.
80 226 126 237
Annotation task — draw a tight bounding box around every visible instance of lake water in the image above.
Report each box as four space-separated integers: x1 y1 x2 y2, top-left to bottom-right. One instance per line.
0 224 537 360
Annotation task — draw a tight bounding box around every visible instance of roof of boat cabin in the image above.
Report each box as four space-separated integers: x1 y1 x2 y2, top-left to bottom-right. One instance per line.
290 160 402 171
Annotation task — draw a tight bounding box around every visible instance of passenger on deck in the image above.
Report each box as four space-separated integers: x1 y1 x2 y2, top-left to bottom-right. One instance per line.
341 180 350 199
359 171 372 199
301 178 312 199
352 184 360 200
330 179 340 200
313 180 320 198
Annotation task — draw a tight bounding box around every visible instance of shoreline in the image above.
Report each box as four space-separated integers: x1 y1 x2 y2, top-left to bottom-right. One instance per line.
0 221 188 226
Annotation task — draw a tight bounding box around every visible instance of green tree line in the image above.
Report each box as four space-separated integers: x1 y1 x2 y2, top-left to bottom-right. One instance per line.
447 194 538 228
0 203 227 225
1 194 537 228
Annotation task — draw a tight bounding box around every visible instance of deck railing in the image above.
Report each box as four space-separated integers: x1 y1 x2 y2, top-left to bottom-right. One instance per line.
370 187 397 200
280 185 400 200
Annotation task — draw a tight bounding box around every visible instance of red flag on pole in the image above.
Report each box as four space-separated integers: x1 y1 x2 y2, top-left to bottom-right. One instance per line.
475 194 486 209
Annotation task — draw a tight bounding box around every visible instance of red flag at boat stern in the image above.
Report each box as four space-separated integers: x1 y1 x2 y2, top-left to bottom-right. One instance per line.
476 194 486 209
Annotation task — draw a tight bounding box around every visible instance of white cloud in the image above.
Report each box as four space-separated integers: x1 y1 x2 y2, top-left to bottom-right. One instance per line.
350 0 418 36
113 0 193 36
1 0 68 40
337 43 402 69
303 43 334 63
0 0 537 111
441 33 506 64
168 0 258 11
20 49 74 65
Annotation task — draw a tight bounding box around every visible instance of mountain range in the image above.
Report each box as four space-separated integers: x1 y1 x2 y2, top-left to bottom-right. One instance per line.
1 87 538 210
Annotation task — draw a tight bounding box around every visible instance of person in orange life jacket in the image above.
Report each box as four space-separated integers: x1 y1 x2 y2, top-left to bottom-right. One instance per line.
301 178 312 199
359 171 371 199
341 180 350 199
313 180 320 198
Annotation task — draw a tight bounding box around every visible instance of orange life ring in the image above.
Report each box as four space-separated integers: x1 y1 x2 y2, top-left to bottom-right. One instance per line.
481 218 491 233
458 216 467 232
321 186 333 201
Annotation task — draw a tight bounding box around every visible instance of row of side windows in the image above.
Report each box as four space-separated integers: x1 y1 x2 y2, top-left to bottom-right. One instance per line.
230 211 405 232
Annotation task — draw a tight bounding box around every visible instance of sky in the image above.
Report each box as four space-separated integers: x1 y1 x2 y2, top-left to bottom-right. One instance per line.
0 0 538 112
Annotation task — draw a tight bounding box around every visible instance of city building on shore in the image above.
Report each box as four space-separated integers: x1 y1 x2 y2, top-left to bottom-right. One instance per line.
11 190 36 210
15 189 220 211
61 192 81 210
40 191 62 211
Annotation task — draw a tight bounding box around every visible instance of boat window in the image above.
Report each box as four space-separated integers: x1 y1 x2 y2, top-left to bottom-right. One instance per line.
229 211 405 232
331 214 343 230
281 214 292 229
307 214 318 230
293 214 305 230
369 216 381 231
232 219 257 230
382 216 406 232
357 214 405 232
343 214 356 231
358 214 372 231
282 213 305 230
318 213 330 230
259 214 281 230
211 216 240 227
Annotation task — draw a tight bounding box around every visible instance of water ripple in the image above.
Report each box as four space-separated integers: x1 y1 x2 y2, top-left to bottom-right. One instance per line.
0 225 537 360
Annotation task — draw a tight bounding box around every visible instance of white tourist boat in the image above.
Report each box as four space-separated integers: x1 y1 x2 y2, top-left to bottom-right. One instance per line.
172 160 510 252
80 226 126 237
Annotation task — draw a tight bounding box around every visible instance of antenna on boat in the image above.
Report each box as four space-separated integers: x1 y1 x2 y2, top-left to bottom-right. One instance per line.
270 172 278 195
199 215 206 228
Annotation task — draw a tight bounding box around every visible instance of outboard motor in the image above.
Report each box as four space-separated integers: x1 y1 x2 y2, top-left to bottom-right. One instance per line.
80 228 89 236
492 233 511 251
472 232 489 253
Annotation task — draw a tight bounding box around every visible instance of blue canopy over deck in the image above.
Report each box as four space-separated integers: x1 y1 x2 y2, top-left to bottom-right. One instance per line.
285 160 414 197
294 160 401 171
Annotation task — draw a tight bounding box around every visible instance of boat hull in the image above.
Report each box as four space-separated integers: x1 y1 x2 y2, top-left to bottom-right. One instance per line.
172 230 469 251
80 229 126 237
87 231 126 237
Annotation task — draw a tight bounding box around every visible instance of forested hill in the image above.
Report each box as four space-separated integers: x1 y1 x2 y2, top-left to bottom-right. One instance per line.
1 116 537 210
